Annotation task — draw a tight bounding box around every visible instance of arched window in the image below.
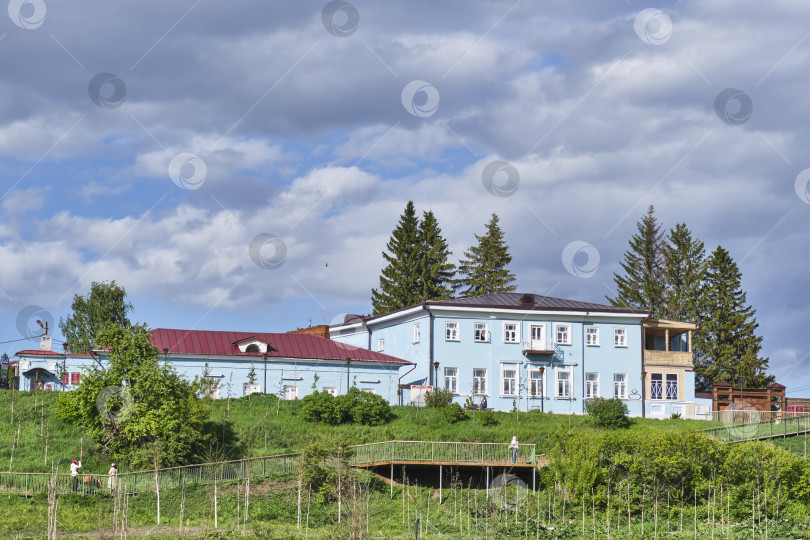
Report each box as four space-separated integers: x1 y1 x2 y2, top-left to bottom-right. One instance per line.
245 344 260 353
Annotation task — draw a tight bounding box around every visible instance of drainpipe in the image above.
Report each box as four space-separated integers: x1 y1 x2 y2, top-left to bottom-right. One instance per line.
581 319 586 414
398 362 418 406
89 350 105 372
641 315 648 418
427 304 434 387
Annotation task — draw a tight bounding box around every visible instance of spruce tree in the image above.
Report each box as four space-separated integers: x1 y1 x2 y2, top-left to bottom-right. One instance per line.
693 246 773 392
456 213 516 297
371 202 421 316
607 205 667 317
663 223 706 322
417 211 456 302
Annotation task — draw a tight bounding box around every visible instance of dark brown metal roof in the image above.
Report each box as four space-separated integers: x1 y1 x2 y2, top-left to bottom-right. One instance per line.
429 292 647 314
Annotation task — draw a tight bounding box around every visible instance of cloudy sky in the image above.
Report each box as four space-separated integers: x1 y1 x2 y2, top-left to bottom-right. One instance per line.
1 1 808 394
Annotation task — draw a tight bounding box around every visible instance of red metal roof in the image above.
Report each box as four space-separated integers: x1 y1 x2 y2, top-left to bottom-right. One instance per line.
148 328 409 364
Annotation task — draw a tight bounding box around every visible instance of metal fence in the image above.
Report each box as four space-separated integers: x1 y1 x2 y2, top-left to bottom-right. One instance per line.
703 414 810 443
709 410 810 424
350 440 537 466
0 441 542 496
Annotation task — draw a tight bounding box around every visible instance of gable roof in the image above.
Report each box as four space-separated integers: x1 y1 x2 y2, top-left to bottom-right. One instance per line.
430 292 647 314
148 328 409 364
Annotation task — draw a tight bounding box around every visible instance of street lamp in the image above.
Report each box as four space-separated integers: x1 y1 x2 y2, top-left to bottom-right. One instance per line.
433 361 439 389
539 366 545 413
346 357 352 391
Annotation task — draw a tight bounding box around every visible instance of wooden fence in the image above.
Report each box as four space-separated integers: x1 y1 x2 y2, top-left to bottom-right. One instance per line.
0 441 540 496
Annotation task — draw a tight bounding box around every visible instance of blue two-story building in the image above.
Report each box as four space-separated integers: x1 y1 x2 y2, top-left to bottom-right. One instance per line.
330 292 706 417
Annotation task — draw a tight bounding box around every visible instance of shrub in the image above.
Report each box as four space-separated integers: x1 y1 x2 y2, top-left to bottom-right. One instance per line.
584 397 630 429
442 402 468 423
670 412 682 420
477 410 499 426
424 388 454 407
301 387 391 426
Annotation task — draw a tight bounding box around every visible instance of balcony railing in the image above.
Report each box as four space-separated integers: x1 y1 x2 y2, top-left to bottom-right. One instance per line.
643 350 694 367
521 340 554 354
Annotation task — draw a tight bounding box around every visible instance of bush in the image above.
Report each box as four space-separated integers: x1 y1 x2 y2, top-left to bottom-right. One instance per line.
301 387 391 426
477 410 499 426
584 397 630 429
442 402 468 423
424 388 454 407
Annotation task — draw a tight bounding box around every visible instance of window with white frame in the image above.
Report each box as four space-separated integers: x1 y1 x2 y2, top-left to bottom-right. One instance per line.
283 385 298 400
529 369 544 398
613 373 627 399
473 369 487 395
614 328 627 347
503 323 519 343
413 323 421 343
585 373 599 399
555 324 572 345
501 365 518 396
650 373 663 400
444 367 458 394
474 322 488 342
323 386 337 396
377 339 384 352
243 383 261 396
445 321 459 341
556 370 572 398
586 327 599 346
665 373 678 400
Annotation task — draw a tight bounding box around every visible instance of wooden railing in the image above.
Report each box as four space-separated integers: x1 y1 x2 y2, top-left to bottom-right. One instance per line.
704 414 810 443
0 441 542 496
643 350 694 366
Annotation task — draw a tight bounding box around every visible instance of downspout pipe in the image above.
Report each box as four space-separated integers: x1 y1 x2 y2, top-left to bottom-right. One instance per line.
581 318 586 414
397 362 418 406
427 303 434 387
641 314 649 418
89 350 105 372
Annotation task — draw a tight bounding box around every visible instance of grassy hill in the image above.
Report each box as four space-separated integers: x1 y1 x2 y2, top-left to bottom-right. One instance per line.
1 389 715 474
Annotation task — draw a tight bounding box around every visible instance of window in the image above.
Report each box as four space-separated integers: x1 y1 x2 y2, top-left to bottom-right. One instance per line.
614 328 627 347
665 374 678 400
555 324 572 345
586 327 599 346
243 383 261 396
556 370 572 398
283 385 298 400
650 373 663 400
245 343 261 353
529 324 546 349
473 369 487 395
529 369 544 398
444 367 458 394
503 323 519 343
585 373 599 399
323 386 337 396
413 323 421 343
361 388 376 395
474 322 488 342
501 365 517 396
377 339 384 352
613 374 627 399
445 321 459 341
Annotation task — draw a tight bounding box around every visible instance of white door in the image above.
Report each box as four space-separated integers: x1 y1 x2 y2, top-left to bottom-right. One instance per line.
530 324 546 350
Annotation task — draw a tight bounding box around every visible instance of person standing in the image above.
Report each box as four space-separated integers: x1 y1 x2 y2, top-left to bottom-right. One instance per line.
107 463 118 493
509 436 519 464
70 459 82 492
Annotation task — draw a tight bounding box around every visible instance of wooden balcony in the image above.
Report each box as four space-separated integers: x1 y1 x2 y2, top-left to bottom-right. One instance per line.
643 350 694 367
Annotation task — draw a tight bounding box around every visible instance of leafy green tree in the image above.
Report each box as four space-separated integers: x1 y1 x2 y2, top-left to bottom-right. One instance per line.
371 201 421 315
663 223 706 322
456 213 516 296
56 324 210 467
417 210 455 302
693 246 773 391
59 281 133 354
608 205 667 317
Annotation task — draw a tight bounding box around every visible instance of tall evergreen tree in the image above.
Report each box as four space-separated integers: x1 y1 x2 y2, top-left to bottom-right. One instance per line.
417 211 455 302
371 202 421 316
456 213 516 297
693 246 773 392
607 205 667 317
663 223 706 322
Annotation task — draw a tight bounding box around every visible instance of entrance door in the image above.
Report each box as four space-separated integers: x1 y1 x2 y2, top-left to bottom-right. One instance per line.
530 324 546 350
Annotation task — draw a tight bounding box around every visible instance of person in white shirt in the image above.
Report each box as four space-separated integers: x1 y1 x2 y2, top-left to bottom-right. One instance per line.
508 436 519 464
70 459 82 492
107 463 118 492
